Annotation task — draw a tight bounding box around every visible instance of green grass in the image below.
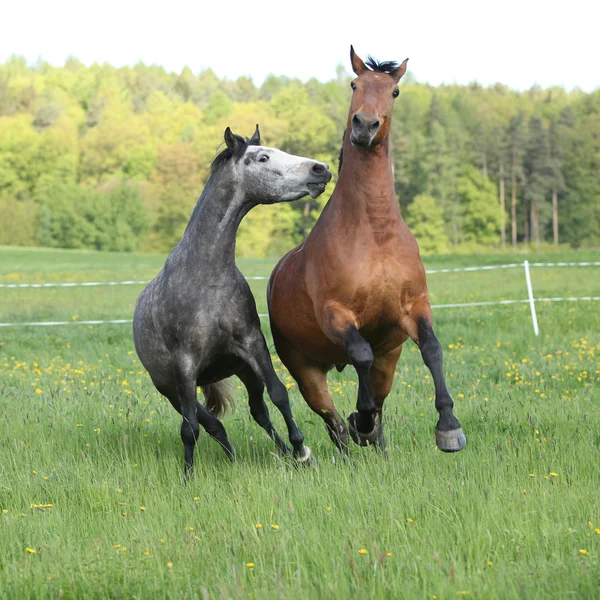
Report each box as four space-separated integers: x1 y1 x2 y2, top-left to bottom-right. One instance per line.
1 247 599 599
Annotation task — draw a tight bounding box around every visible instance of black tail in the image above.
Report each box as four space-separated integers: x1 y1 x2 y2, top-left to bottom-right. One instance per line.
201 380 234 418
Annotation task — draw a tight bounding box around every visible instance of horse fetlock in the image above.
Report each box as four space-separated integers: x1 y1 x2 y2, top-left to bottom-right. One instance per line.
348 411 383 447
294 445 316 466
180 422 200 446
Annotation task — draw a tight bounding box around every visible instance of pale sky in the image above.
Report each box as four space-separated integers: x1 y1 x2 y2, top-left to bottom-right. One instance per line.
2 0 598 92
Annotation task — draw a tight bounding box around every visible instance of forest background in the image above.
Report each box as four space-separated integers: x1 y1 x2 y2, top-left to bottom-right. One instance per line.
1 56 598 257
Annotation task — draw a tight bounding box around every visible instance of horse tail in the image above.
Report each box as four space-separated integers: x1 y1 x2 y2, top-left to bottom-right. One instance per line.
201 380 234 418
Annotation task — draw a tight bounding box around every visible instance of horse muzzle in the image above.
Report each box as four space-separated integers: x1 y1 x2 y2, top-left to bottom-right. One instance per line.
350 112 380 148
306 162 332 198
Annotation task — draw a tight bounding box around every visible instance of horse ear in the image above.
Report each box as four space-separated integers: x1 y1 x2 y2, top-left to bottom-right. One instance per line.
248 124 261 146
350 45 367 76
391 58 409 83
224 127 239 151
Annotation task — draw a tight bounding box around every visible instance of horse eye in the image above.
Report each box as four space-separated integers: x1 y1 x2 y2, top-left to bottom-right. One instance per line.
350 82 356 91
392 89 399 98
258 155 269 163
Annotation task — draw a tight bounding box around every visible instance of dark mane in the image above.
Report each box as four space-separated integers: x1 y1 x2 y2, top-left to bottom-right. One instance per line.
365 56 399 74
210 134 261 174
338 130 346 174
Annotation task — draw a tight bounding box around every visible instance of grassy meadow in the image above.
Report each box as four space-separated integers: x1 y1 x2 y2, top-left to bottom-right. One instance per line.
0 246 599 599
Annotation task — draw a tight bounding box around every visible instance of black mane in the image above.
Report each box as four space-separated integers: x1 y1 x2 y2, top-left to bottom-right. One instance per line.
365 56 399 74
210 134 261 174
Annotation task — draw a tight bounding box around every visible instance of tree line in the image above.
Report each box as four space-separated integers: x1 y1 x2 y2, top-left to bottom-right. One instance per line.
0 56 598 255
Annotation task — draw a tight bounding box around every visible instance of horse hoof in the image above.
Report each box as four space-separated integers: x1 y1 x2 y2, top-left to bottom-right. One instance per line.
294 445 316 466
436 428 466 452
348 413 382 447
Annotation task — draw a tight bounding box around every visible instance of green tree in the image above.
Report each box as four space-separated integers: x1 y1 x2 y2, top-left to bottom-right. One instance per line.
405 194 448 254
457 166 502 246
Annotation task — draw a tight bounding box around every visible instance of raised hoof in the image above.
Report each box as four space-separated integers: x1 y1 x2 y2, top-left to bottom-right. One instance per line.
348 413 382 447
436 427 466 452
294 445 316 466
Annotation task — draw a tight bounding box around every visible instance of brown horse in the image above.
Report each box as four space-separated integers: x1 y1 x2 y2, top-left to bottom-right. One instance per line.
267 46 466 454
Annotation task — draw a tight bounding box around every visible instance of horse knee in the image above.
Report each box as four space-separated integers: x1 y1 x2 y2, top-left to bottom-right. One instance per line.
180 419 200 446
348 341 373 371
268 380 291 409
418 318 442 367
345 326 373 371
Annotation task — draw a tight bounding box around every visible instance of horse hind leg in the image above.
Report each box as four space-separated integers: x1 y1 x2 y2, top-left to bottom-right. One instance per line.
237 363 292 457
401 304 466 452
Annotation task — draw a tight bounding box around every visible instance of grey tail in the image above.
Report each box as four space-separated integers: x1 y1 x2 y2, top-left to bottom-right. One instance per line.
201 380 234 418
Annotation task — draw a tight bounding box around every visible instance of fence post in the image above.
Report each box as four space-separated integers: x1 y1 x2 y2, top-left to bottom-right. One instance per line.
523 260 539 336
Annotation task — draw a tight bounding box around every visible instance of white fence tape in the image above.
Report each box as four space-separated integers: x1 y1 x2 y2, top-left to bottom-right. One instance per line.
1 297 599 328
1 260 598 332
2 261 599 289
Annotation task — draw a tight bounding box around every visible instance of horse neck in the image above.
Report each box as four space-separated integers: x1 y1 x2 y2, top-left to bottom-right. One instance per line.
334 132 400 221
179 172 251 269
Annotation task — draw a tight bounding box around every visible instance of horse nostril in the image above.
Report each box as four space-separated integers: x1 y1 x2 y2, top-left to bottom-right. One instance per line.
312 163 325 175
352 114 362 127
370 120 380 131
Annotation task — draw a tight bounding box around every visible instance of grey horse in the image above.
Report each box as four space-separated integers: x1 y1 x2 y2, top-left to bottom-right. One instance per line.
133 125 332 474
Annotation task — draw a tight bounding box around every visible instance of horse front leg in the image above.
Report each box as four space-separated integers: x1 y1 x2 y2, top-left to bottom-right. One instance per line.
320 302 378 447
402 306 466 452
235 331 314 464
237 363 292 457
365 345 404 451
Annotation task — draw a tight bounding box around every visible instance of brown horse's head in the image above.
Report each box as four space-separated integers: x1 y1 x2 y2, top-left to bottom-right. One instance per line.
348 46 408 148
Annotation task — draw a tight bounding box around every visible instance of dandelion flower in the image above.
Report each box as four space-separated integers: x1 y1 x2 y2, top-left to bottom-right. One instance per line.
26 548 36 554
358 548 368 555
385 552 392 557
595 529 600 535
579 549 589 555
255 523 263 529
160 539 165 544
246 562 255 568
167 561 173 568
140 506 145 511
407 518 415 523
487 561 493 567
550 472 558 477
271 524 279 530
35 389 42 394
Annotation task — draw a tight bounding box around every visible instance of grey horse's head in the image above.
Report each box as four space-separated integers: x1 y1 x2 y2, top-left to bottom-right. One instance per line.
212 125 332 204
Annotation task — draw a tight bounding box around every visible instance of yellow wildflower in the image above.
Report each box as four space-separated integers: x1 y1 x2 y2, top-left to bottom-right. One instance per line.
26 548 36 554
271 524 279 530
579 549 589 555
550 472 558 477
358 548 368 555
255 523 263 529
246 562 255 568
167 561 173 568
